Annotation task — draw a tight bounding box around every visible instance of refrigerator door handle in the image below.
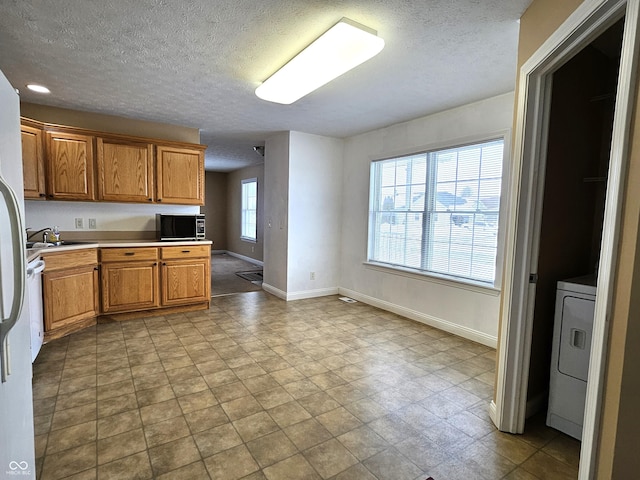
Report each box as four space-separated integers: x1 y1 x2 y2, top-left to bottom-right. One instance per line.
0 174 26 383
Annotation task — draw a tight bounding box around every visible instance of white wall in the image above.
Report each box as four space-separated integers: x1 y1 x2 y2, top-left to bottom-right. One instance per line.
25 201 198 235
339 93 515 346
263 132 290 293
287 131 343 298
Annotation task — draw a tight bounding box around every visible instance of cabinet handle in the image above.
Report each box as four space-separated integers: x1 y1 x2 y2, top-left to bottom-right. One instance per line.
124 252 135 256
39 193 46 197
94 266 99 271
47 194 54 198
153 262 157 266
182 250 190 253
148 198 152 201
162 262 166 266
158 198 162 202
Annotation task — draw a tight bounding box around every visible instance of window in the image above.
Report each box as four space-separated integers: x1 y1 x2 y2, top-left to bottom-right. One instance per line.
241 178 257 241
368 138 504 285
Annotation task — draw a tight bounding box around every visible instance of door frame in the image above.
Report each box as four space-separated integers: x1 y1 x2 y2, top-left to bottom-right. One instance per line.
491 0 640 478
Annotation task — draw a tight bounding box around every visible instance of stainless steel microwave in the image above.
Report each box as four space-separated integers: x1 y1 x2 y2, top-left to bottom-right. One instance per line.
156 214 205 241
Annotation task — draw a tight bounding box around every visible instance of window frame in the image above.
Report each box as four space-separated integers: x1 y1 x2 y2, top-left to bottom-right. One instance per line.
365 132 510 289
241 177 258 242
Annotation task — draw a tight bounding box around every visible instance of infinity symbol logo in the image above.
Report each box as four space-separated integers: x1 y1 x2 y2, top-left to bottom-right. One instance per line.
8 461 28 470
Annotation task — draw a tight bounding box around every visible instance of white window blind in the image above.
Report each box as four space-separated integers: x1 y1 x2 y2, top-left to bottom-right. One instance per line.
241 178 257 241
368 138 504 285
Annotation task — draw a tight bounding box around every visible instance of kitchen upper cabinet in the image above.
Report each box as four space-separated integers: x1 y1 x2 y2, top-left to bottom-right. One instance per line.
21 124 46 199
41 249 99 340
160 245 210 306
156 146 204 205
45 130 95 201
97 138 154 202
100 248 160 313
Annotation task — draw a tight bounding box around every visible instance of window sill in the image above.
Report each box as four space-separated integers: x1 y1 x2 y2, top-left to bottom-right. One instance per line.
363 261 501 296
241 237 257 243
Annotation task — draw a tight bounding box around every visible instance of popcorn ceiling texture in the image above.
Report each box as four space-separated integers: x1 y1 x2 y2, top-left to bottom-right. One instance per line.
0 0 531 171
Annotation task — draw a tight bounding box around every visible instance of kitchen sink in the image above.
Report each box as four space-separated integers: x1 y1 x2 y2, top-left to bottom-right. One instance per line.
26 240 94 248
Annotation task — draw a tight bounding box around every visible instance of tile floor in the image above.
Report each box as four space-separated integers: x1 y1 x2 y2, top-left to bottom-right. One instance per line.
32 292 580 480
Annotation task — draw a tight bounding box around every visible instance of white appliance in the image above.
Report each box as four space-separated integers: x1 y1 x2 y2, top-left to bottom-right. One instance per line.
0 69 36 478
27 258 45 363
547 274 597 440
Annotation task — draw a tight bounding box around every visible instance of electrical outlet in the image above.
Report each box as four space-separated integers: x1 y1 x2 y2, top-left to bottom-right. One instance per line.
310 272 315 280
75 218 84 229
88 218 97 229
251 246 255 253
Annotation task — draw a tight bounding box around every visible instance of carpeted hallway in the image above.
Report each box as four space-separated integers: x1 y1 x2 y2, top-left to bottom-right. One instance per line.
211 253 263 296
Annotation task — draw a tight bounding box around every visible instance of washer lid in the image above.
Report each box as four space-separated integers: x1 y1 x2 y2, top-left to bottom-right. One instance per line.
557 274 597 296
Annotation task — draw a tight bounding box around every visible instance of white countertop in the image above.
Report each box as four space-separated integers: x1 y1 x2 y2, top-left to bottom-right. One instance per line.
26 239 212 262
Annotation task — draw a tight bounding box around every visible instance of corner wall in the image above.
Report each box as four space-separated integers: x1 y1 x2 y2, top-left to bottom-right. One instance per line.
340 93 514 346
203 171 228 250
226 164 264 262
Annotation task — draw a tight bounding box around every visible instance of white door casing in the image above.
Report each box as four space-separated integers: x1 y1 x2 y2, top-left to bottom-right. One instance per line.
492 0 640 479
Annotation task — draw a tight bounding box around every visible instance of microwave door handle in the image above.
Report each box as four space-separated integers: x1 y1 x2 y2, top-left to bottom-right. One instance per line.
0 175 26 383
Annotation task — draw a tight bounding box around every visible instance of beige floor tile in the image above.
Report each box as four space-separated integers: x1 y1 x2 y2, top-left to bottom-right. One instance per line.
97 428 147 465
316 407 363 436
148 436 201 476
333 463 378 480
46 420 97 454
96 451 152 480
268 401 312 428
542 434 581 469
304 438 360 479
41 443 96 480
155 460 211 480
262 454 322 480
337 425 390 461
204 444 260 480
139 398 182 426
171 375 209 397
96 409 142 439
55 388 97 412
282 379 322 399
283 418 333 451
194 422 243 457
480 430 538 465
143 415 191 447
233 411 280 442
212 380 251 403
362 447 424 480
177 389 218 414
184 404 230 433
243 374 281 394
50 403 96 431
521 450 578 480
97 392 137 418
247 430 298 468
221 394 263 420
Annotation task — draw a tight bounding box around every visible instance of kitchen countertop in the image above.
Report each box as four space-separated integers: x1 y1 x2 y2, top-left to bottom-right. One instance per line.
26 239 212 263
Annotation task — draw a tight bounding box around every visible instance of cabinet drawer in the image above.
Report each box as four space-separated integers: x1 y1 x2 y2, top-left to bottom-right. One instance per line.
101 247 159 263
160 245 210 260
42 249 98 271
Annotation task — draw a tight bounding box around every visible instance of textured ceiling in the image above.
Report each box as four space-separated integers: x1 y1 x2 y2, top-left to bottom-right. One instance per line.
0 0 532 171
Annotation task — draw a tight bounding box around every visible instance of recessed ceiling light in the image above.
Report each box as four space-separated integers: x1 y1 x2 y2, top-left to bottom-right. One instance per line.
255 18 385 105
26 84 50 94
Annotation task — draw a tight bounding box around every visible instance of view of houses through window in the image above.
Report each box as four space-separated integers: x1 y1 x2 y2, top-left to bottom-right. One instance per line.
368 138 504 285
241 178 257 241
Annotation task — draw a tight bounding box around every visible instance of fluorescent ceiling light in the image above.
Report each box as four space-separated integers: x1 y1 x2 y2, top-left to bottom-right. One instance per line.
255 18 385 105
26 84 50 94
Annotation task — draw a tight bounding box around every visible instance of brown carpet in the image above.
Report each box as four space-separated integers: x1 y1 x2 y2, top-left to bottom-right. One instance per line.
211 253 263 296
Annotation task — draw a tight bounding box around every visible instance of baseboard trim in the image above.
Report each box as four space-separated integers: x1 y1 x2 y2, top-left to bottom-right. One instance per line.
262 283 286 300
489 400 498 428
338 287 497 348
211 249 226 255
286 287 340 301
225 251 264 267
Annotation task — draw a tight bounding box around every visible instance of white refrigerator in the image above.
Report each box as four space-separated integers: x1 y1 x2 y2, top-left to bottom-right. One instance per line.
0 69 36 478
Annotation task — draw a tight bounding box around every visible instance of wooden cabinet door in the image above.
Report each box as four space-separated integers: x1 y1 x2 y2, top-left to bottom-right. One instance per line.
156 146 204 205
160 259 210 306
101 261 159 313
21 125 46 199
43 266 98 331
97 138 154 202
45 131 95 200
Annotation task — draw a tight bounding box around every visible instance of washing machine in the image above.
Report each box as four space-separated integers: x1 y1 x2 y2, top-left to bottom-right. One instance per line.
546 274 597 440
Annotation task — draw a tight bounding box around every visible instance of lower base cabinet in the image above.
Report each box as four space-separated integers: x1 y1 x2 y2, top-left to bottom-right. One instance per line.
161 259 210 306
101 262 160 313
41 249 99 339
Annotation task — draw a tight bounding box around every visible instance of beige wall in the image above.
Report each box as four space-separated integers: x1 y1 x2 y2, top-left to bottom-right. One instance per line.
202 172 228 250
226 164 264 262
20 102 200 143
511 0 640 478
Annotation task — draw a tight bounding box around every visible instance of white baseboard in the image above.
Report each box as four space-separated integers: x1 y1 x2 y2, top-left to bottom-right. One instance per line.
286 287 339 301
211 249 226 255
489 400 498 427
262 283 286 300
262 283 339 301
338 287 497 348
225 251 264 267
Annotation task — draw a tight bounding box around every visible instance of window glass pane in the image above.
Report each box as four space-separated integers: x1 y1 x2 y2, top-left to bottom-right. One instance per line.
241 179 257 240
368 138 504 285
